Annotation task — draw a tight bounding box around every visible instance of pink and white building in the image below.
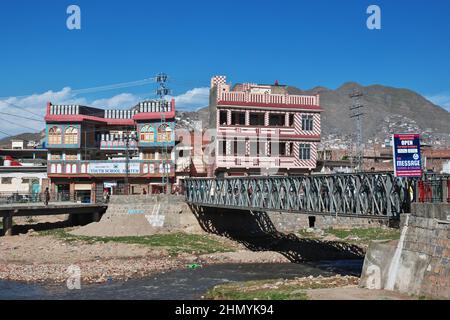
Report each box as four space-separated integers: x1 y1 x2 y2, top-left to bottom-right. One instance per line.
209 76 322 176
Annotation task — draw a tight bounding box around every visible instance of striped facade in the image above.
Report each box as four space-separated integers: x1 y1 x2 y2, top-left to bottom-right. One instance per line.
212 76 322 176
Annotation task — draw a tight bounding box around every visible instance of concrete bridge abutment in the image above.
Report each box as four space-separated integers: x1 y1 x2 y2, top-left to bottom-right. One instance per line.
360 203 450 299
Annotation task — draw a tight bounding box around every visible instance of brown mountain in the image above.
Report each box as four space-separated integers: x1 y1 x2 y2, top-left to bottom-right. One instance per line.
0 131 45 148
287 82 450 143
191 82 450 145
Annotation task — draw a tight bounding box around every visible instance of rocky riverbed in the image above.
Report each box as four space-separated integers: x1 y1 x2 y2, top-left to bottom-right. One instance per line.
0 229 290 284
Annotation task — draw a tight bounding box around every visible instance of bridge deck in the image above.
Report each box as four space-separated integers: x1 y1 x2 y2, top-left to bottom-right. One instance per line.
1 202 108 236
0 203 107 217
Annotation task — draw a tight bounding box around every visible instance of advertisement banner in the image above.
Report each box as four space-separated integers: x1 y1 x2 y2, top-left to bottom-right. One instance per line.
88 162 140 175
392 134 422 177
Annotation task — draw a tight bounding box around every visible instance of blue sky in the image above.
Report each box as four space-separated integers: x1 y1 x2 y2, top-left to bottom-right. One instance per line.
0 0 449 134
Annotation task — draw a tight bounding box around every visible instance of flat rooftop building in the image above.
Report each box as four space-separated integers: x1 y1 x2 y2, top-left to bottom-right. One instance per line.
44 99 176 202
209 75 322 176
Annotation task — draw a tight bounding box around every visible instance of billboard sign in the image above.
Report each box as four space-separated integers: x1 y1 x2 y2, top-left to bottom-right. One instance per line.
392 134 422 177
88 162 140 175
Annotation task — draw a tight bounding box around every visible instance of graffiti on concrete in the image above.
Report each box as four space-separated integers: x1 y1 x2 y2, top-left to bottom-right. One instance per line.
145 203 165 227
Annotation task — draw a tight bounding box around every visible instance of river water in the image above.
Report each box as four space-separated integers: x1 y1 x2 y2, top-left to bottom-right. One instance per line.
0 260 363 300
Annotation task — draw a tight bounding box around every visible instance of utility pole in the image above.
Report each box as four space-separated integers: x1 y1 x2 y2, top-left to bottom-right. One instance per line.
124 132 136 195
124 135 130 195
156 73 171 194
349 89 364 172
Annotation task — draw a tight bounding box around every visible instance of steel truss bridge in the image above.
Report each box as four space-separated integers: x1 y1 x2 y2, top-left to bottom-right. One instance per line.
184 172 428 219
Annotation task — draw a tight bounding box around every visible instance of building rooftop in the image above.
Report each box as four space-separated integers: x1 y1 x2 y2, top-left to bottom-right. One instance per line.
211 75 321 111
45 99 176 125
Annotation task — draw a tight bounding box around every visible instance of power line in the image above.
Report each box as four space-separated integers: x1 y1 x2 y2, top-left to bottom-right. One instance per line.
0 77 158 100
0 112 45 123
0 117 42 132
71 78 156 95
0 100 44 120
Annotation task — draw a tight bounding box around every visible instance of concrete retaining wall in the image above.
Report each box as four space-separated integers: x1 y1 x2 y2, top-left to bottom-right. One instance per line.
267 212 388 232
360 203 450 299
71 195 203 236
106 195 201 229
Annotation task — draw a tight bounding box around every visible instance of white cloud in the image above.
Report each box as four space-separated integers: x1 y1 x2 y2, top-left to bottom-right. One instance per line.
0 86 210 136
170 87 209 110
426 93 450 112
0 88 85 135
91 93 141 109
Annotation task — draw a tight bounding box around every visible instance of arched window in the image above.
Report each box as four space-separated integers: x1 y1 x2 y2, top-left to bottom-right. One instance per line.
48 127 62 145
140 125 155 142
64 127 79 145
157 124 172 142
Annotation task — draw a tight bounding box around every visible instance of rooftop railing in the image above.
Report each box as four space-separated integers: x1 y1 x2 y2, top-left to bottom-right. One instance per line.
218 91 320 106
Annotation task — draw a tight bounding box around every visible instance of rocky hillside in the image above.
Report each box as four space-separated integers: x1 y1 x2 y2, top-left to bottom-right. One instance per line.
287 82 450 145
185 82 450 146
0 131 45 148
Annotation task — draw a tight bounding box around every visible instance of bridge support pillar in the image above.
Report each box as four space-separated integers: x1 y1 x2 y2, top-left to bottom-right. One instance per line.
2 214 13 236
92 211 101 223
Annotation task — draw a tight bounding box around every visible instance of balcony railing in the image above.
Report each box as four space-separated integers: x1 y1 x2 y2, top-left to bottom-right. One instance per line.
218 91 320 106
48 160 175 175
99 134 138 150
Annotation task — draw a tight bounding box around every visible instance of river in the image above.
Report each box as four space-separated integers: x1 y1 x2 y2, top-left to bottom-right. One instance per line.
0 260 363 300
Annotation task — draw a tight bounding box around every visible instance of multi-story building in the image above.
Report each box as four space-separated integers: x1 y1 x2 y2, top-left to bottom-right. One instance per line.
174 131 210 190
0 148 48 197
44 99 176 202
209 75 322 176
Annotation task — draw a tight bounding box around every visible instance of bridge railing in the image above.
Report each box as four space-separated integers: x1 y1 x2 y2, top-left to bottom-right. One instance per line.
419 174 450 203
184 173 450 218
0 191 73 205
184 172 416 218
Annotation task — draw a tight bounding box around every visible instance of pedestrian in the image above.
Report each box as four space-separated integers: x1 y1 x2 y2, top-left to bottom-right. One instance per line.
44 187 50 206
103 189 110 203
143 188 147 195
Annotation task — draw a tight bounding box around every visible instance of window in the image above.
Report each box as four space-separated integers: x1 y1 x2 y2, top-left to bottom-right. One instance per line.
219 111 228 125
143 152 156 160
48 127 62 145
287 142 293 156
302 115 314 131
249 140 261 156
218 140 227 156
50 153 62 160
157 124 172 142
65 152 78 161
232 138 246 156
231 112 246 125
269 113 285 126
249 112 265 126
140 125 155 142
279 143 287 156
288 114 295 127
1 177 12 184
64 127 79 144
299 144 311 160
